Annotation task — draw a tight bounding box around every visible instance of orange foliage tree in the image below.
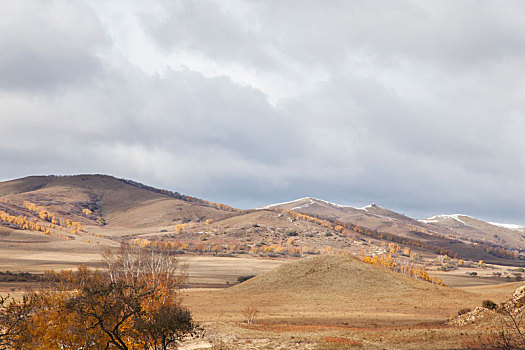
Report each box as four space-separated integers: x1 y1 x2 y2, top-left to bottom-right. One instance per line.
361 253 444 286
0 244 195 350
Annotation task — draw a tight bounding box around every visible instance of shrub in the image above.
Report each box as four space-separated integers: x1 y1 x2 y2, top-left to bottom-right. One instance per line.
242 305 258 325
482 300 497 310
458 307 471 316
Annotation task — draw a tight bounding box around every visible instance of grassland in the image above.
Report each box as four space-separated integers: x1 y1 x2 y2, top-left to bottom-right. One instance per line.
175 256 524 349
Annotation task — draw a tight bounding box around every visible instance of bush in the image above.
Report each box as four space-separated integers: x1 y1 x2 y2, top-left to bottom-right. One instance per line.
458 307 471 316
482 300 497 310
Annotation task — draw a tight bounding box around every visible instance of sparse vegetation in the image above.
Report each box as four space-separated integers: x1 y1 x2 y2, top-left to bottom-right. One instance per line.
464 286 525 350
482 299 497 310
458 307 471 316
242 304 258 325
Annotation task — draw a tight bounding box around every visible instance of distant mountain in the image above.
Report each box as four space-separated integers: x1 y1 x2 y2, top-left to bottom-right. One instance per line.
261 197 437 238
488 222 525 233
420 214 525 248
263 197 525 252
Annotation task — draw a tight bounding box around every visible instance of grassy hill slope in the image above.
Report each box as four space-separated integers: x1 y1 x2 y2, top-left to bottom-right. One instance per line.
0 174 238 232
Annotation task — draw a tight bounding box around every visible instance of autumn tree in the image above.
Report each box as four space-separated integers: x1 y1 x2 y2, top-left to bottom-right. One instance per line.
0 244 194 350
0 294 34 350
66 243 193 350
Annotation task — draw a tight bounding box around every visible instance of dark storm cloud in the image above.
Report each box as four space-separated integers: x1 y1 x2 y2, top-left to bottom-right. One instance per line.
0 0 524 224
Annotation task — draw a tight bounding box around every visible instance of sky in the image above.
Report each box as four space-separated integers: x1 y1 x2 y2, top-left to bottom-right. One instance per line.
1 0 525 223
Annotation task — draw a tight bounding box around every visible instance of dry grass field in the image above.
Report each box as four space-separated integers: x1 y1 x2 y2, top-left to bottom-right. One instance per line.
0 237 522 349
176 256 523 349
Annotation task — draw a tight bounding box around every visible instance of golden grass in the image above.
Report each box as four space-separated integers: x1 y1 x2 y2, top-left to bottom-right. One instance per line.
178 256 522 349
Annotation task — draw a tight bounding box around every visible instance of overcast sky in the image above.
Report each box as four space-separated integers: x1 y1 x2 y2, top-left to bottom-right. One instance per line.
1 1 525 223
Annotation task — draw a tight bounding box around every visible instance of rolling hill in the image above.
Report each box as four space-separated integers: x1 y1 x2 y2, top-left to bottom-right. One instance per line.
420 214 525 248
0 175 523 268
184 255 482 325
0 174 238 235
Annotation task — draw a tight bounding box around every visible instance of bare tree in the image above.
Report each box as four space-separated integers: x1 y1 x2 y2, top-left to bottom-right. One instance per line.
242 304 258 325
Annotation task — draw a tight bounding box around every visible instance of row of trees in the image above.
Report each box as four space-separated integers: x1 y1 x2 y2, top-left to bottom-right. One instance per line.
23 201 85 233
0 201 93 240
131 238 327 257
0 210 50 235
0 244 195 349
0 210 89 241
361 253 444 286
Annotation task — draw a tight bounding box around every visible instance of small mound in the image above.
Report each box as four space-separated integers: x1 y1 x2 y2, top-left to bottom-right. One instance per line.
188 255 477 323
231 255 444 295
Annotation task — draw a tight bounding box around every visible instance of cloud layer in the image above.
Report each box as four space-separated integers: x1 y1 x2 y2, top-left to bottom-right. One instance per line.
1 0 524 223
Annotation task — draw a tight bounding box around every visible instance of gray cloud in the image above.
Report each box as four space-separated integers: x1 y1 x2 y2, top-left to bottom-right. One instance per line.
0 0 108 91
0 0 524 224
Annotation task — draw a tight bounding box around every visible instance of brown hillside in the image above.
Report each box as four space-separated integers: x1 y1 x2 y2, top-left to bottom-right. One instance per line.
232 255 448 295
264 198 525 265
0 175 237 232
183 255 487 326
173 209 356 252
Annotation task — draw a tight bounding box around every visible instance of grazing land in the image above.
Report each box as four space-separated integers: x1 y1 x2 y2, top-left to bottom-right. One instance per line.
179 256 523 349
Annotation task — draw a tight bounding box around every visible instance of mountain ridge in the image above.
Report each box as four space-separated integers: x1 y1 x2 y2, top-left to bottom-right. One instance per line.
262 197 525 253
0 175 523 266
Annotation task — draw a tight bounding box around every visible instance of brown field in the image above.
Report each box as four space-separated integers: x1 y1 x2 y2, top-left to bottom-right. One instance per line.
174 256 524 349
0 238 523 349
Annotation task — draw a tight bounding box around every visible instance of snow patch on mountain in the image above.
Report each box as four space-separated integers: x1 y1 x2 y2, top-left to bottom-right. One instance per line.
258 197 351 210
488 222 525 232
420 214 472 225
256 197 312 209
359 203 382 211
291 198 315 210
